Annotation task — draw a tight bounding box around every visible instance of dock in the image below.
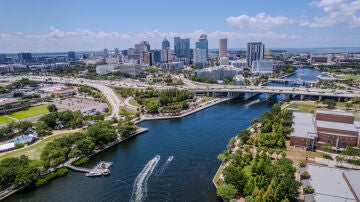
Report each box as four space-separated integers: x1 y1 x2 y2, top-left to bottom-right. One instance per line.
64 160 113 176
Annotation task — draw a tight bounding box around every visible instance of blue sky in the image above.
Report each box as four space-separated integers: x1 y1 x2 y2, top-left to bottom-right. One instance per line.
1 0 360 52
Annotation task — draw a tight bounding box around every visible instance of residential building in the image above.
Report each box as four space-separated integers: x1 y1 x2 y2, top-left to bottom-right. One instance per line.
193 48 208 67
230 59 247 69
195 65 240 81
96 65 115 75
219 38 227 58
251 60 273 74
290 110 360 151
160 62 184 71
174 37 190 64
0 98 22 115
219 57 229 65
247 42 264 67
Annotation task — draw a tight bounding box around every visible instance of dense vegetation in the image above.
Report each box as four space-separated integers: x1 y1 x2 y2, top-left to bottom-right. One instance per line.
0 121 33 141
78 86 102 99
190 75 217 84
114 87 195 114
39 110 84 130
217 104 300 201
6 78 39 89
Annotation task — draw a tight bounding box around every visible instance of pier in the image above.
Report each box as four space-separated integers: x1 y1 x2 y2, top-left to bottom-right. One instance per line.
64 160 113 176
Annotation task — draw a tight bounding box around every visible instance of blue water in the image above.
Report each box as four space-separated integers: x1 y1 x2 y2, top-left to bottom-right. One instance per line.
6 100 272 202
266 66 321 87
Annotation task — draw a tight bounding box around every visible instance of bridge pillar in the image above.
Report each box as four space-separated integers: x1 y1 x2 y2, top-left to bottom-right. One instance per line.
265 93 274 100
300 94 305 100
207 92 209 97
318 96 322 101
338 97 341 102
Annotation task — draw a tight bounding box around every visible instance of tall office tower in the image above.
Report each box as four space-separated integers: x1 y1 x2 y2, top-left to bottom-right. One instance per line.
196 34 208 59
246 42 264 67
151 50 162 64
139 41 150 64
103 48 109 58
174 37 190 64
114 48 119 57
18 53 33 64
67 51 76 61
219 38 227 58
162 38 170 49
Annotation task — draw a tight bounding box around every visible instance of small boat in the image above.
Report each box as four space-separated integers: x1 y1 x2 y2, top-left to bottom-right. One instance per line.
102 169 110 176
85 171 102 177
167 156 174 162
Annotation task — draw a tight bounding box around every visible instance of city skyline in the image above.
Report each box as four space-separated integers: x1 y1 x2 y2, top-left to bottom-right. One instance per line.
1 0 360 52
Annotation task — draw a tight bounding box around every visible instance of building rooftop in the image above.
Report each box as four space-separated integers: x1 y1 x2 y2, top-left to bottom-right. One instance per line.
291 112 315 138
316 120 359 133
0 98 20 105
343 170 360 201
316 109 354 117
52 88 75 94
304 164 358 202
0 142 15 152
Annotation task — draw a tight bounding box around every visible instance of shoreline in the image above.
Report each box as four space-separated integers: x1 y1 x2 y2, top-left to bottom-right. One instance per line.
137 97 234 123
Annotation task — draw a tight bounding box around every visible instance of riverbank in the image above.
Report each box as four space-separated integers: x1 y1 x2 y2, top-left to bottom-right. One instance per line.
138 97 233 122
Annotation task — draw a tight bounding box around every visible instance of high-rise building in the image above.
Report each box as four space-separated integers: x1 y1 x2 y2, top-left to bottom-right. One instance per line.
103 48 109 58
195 34 208 61
151 50 162 64
219 38 227 58
174 37 190 64
247 42 264 67
67 51 76 61
162 38 170 49
18 53 32 64
114 48 119 57
0 54 6 63
193 48 208 67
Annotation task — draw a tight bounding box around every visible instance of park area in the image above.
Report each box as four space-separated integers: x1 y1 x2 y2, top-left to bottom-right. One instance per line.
0 104 49 124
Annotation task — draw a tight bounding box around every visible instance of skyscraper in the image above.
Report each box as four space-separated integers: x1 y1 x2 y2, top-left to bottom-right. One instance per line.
67 51 76 61
103 48 108 58
246 42 264 67
162 38 170 49
194 34 208 67
114 48 119 57
18 53 32 64
174 37 190 64
219 38 227 58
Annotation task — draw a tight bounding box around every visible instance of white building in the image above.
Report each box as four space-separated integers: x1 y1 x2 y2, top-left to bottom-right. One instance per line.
118 63 143 77
193 48 208 67
160 62 184 71
251 60 273 74
96 65 115 75
219 57 229 65
161 49 171 63
230 59 247 69
195 65 241 80
105 57 120 65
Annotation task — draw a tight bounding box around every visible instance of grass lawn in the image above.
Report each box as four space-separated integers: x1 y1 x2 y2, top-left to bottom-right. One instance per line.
0 132 75 161
0 116 14 124
8 104 49 120
129 98 141 107
201 96 214 103
144 97 158 106
337 74 360 80
288 101 317 113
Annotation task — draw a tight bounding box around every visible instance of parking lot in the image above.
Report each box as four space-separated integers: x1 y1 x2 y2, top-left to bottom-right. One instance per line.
53 97 108 115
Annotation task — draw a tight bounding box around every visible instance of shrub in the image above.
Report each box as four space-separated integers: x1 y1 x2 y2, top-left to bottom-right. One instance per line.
35 168 69 187
301 171 310 179
322 153 333 160
299 161 306 167
15 143 25 148
304 185 315 194
73 157 90 166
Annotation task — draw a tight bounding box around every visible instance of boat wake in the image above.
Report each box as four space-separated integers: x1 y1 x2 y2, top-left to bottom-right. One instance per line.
244 99 260 108
130 155 160 202
155 156 174 176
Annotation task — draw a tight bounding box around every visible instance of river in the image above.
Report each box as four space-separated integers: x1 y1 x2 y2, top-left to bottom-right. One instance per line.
6 100 272 202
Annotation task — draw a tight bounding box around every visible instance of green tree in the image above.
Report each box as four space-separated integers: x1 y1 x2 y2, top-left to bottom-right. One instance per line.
118 122 137 138
223 165 248 194
217 183 238 201
75 139 95 155
47 104 58 112
34 121 53 136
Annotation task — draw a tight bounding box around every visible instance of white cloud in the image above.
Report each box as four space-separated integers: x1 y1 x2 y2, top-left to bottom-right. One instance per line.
302 0 360 27
1 27 358 52
225 13 295 30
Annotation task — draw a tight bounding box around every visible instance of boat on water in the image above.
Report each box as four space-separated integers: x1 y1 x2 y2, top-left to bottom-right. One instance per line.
167 155 174 162
102 169 110 176
85 171 102 177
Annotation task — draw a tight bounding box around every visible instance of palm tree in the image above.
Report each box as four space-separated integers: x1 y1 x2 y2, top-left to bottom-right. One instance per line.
345 102 353 110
